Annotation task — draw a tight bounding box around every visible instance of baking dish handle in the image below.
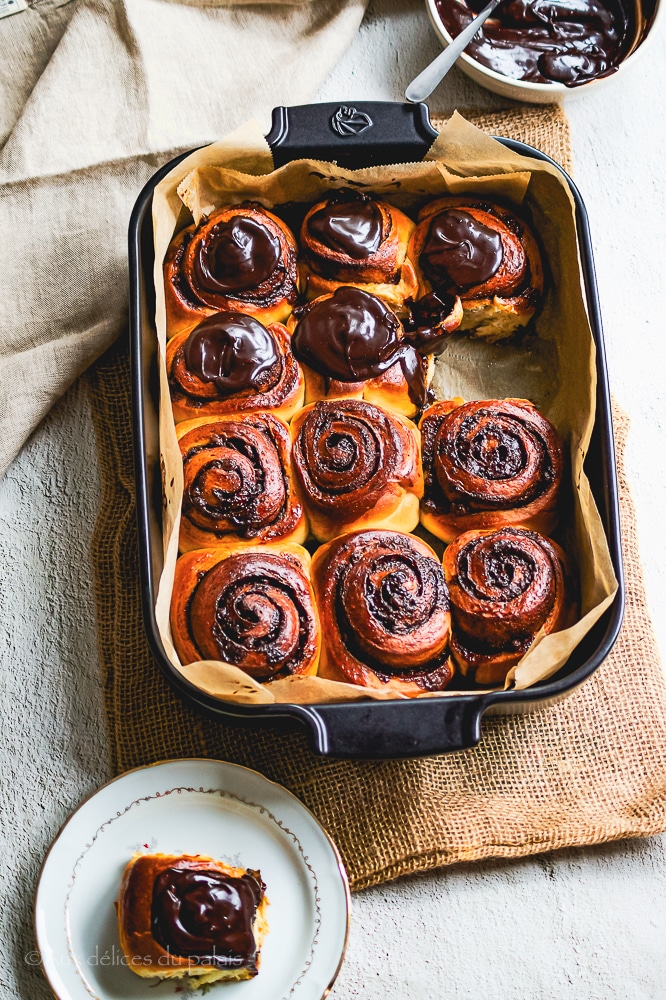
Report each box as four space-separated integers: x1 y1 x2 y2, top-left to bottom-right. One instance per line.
265 101 439 169
298 698 485 759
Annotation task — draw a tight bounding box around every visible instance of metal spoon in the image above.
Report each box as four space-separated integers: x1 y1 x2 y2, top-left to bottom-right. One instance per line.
407 0 645 100
625 0 646 57
405 0 503 103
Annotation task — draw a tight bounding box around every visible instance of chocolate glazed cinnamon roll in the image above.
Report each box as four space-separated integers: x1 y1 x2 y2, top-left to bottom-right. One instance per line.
171 544 320 680
420 398 564 542
289 286 462 418
167 312 304 423
177 414 307 552
300 191 419 316
164 205 299 338
410 197 544 342
443 527 572 686
291 398 423 542
117 853 269 984
311 529 454 697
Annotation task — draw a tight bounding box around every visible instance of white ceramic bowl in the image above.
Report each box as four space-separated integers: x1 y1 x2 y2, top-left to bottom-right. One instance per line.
425 0 664 103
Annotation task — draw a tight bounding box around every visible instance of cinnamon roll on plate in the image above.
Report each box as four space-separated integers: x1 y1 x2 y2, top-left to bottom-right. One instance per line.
167 311 304 424
177 413 307 552
420 397 564 542
164 205 299 338
171 543 320 681
443 526 573 686
410 197 544 342
300 190 419 315
117 852 268 984
291 398 423 542
311 529 454 697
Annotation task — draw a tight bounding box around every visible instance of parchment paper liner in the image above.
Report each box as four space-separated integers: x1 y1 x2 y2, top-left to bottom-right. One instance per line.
151 112 618 705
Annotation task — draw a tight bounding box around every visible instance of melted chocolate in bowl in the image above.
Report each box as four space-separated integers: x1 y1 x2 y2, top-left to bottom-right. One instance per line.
434 0 635 86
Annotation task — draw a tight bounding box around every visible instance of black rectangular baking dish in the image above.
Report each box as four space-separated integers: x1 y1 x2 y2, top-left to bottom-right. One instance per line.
129 101 624 760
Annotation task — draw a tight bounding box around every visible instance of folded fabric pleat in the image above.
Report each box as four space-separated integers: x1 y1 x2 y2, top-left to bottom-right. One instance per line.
0 0 367 477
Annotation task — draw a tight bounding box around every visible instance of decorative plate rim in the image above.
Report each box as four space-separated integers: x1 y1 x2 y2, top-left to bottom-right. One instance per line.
34 758 351 1000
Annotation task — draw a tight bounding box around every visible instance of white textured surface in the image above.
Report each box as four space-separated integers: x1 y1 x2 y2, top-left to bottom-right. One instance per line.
0 381 109 1000
2 2 666 998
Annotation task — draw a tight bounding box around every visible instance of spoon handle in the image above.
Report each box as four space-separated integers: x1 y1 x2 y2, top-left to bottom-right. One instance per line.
405 0 502 103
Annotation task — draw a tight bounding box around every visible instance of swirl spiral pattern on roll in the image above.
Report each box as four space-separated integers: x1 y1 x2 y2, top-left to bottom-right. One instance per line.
410 197 544 342
300 191 419 315
291 398 423 541
443 526 571 685
420 397 563 542
177 414 307 551
167 314 304 424
164 205 299 337
171 545 320 681
311 529 454 696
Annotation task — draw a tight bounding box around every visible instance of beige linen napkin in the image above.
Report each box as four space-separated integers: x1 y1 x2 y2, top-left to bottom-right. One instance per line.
0 0 366 477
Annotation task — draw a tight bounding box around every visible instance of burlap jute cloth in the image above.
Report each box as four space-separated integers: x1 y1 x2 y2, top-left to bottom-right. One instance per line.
85 107 666 891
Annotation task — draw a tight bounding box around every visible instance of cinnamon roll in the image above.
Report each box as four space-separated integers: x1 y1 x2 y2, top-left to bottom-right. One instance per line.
167 312 304 424
117 852 268 984
164 205 299 338
443 527 572 685
420 398 564 542
289 286 462 418
171 543 320 681
177 414 307 552
300 190 419 315
311 529 454 697
410 197 544 342
291 398 423 542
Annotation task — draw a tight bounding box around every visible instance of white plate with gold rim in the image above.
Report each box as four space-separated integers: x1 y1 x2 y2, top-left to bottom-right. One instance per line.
35 758 350 1000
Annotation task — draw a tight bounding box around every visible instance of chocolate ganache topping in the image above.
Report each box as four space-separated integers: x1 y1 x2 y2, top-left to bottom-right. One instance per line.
307 196 384 259
420 209 503 291
292 287 402 380
292 287 455 408
151 866 264 966
193 215 281 294
183 312 280 396
434 0 633 87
